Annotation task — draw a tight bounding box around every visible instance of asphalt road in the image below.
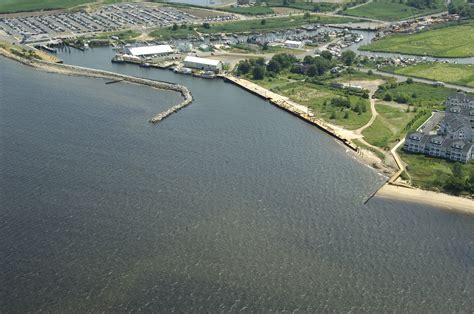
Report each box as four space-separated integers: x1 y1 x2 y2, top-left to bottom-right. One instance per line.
358 68 474 93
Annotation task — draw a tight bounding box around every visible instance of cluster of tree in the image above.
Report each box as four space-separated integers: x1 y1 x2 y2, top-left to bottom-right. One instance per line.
236 53 299 79
289 54 333 77
171 23 189 31
235 57 266 79
235 50 358 80
324 97 368 119
448 3 474 18
405 0 438 9
443 163 474 195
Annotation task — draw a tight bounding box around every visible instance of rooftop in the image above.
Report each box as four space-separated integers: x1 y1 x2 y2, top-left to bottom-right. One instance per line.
127 45 173 57
184 56 221 66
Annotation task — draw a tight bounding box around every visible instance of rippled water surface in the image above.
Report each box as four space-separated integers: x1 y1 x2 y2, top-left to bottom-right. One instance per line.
0 51 473 312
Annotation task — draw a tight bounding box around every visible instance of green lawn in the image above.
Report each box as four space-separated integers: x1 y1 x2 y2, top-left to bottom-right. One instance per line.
219 6 274 15
94 29 140 41
343 0 444 21
360 20 474 57
399 150 474 194
273 82 372 130
394 63 474 87
150 27 197 40
0 0 97 13
363 102 418 148
375 81 457 107
366 80 463 149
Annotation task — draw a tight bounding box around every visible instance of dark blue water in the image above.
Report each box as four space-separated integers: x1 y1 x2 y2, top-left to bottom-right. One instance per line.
1 52 473 312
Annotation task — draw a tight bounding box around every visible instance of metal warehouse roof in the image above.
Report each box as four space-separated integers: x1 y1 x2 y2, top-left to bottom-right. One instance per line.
127 45 173 56
184 56 221 66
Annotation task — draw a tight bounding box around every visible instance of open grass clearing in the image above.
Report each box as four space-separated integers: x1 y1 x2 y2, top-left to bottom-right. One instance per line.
394 63 474 87
362 101 416 148
274 82 372 130
343 0 444 21
398 150 474 194
360 20 474 57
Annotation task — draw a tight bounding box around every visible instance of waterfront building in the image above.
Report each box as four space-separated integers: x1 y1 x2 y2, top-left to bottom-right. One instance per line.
445 92 474 109
183 56 222 72
404 93 474 163
125 45 174 58
404 133 473 163
284 40 304 49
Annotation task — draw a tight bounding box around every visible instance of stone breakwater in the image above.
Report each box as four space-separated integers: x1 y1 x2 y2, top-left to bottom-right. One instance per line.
0 49 193 123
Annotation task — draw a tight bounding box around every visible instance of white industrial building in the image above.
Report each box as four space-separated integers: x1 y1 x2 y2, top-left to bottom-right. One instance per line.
284 40 304 49
183 56 222 72
125 44 174 57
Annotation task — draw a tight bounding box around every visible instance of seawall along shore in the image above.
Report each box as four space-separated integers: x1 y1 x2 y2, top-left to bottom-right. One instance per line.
0 48 193 124
221 74 358 152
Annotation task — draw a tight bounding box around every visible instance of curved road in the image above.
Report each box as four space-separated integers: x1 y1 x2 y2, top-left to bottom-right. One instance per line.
357 68 474 93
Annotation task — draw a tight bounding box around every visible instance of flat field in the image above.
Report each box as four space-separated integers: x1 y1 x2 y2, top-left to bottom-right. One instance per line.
344 0 443 21
274 82 372 130
399 150 474 194
360 20 474 57
219 6 274 15
362 102 417 148
0 0 93 13
394 63 474 87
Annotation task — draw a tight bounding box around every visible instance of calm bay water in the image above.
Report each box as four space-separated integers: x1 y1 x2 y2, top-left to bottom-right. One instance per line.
0 49 473 312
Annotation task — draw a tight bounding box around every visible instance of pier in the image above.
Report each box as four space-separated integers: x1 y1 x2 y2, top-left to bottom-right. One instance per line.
221 74 358 152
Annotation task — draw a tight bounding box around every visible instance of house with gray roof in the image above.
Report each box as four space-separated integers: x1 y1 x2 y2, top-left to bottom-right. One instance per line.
445 92 474 109
404 93 474 163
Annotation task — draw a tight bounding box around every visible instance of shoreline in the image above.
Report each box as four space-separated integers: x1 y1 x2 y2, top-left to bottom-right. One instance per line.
2 50 472 212
378 185 474 214
220 74 474 211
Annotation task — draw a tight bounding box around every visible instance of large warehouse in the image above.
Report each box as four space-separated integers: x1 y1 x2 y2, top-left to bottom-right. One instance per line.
125 45 174 57
183 56 222 72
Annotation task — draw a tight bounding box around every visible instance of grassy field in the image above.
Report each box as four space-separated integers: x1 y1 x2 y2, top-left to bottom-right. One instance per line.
366 81 462 149
0 0 126 13
362 102 419 148
150 27 197 40
375 81 457 107
219 6 274 15
0 0 93 13
393 63 474 87
343 0 444 21
360 20 474 57
94 29 140 41
273 82 372 130
399 150 474 194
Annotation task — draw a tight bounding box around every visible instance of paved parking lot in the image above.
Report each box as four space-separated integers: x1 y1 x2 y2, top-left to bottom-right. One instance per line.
0 3 199 39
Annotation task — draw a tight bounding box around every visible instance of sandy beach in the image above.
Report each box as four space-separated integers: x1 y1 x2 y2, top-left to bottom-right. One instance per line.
378 185 474 215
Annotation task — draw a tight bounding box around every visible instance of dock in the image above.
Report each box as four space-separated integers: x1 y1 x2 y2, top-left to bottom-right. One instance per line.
221 75 358 152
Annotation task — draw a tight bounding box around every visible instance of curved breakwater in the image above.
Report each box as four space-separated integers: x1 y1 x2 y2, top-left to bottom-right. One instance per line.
0 49 193 124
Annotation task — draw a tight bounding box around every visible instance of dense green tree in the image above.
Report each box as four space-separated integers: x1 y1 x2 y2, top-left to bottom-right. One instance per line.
341 50 356 66
320 50 332 60
266 59 281 73
307 65 318 77
236 60 251 74
252 65 265 80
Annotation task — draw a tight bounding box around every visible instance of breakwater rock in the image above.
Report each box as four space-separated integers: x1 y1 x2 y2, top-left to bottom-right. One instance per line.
0 49 193 123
